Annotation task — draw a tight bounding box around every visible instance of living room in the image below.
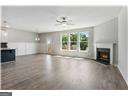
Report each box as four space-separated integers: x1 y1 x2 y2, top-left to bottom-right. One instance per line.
0 6 128 90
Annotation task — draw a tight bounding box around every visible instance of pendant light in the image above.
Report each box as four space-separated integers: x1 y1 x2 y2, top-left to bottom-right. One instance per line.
2 21 10 29
1 20 10 42
35 29 40 41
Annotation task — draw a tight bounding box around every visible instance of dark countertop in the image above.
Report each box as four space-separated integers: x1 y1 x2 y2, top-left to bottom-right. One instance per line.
1 48 16 51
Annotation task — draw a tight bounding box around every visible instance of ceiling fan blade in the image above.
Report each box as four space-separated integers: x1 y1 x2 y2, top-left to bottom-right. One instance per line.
56 20 62 23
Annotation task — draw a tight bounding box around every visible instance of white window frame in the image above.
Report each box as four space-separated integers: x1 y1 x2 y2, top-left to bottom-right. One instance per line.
79 32 89 52
61 33 69 51
61 32 89 52
69 32 78 51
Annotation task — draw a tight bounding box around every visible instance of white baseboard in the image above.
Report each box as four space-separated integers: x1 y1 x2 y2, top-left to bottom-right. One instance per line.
117 65 128 86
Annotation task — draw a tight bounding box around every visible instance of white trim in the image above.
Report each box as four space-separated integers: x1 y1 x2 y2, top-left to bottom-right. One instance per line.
95 42 114 64
61 31 89 52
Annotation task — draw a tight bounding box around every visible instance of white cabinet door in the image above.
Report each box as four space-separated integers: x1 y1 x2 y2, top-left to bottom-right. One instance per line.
8 42 39 56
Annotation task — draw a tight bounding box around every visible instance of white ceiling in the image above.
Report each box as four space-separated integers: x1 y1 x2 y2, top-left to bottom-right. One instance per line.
2 6 122 33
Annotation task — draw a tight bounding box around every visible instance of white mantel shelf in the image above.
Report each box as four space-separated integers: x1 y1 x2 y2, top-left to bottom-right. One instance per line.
95 42 117 44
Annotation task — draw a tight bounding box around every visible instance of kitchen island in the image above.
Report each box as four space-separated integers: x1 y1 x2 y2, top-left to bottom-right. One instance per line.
1 48 16 63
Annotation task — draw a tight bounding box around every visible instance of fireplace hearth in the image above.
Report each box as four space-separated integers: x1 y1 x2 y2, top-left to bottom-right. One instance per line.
96 48 110 65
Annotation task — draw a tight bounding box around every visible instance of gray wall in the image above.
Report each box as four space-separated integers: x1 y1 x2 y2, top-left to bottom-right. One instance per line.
40 18 118 61
39 27 94 58
94 18 118 43
93 18 118 64
0 28 40 56
1 28 37 42
118 7 128 84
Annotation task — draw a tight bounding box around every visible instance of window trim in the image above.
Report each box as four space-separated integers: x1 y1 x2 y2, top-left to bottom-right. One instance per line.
61 32 89 52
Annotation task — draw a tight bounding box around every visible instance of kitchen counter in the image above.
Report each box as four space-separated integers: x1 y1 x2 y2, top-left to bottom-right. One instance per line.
0 48 16 50
1 49 16 63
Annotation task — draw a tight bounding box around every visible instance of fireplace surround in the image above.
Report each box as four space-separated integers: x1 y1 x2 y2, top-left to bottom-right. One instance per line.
96 48 110 64
95 42 114 65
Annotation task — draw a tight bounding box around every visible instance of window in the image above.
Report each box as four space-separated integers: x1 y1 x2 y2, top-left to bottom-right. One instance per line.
61 32 89 51
62 34 68 50
70 33 77 50
80 32 88 51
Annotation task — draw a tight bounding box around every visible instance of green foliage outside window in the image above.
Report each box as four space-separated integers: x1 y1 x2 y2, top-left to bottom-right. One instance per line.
70 33 77 41
80 42 88 50
62 34 68 49
62 32 88 51
80 32 88 50
70 33 77 50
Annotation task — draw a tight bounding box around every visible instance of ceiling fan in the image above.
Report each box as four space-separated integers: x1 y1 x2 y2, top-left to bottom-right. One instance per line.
55 16 74 26
47 9 74 27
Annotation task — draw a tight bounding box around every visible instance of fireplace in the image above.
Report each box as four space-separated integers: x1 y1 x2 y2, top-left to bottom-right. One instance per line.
96 48 110 65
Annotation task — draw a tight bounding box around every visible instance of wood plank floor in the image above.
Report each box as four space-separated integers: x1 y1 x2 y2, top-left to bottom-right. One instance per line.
1 54 128 90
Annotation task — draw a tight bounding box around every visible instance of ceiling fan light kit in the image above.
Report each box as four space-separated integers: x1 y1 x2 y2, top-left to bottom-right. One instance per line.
55 16 74 27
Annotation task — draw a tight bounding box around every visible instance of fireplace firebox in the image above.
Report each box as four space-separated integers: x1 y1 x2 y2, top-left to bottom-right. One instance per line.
96 48 110 65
